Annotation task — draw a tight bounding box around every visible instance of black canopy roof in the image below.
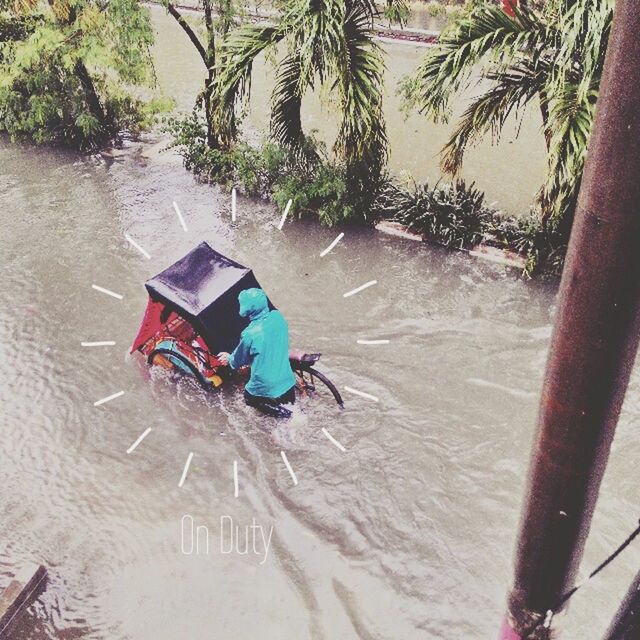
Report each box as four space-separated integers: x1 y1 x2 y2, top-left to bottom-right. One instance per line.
145 242 271 352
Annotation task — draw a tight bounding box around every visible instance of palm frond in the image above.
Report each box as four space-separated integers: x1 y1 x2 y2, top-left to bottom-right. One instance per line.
539 0 611 223
347 0 378 23
400 3 552 123
333 4 387 174
401 0 613 228
542 78 597 223
270 52 311 157
551 0 612 90
381 0 409 28
441 56 550 174
211 23 283 145
290 0 343 87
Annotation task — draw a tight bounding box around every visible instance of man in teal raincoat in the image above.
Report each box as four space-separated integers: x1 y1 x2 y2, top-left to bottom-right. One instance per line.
218 288 296 418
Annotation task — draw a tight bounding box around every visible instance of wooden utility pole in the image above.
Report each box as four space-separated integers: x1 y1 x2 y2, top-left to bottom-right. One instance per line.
500 1 640 637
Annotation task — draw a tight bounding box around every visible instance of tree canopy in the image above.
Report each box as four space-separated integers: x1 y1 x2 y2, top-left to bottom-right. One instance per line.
0 0 166 148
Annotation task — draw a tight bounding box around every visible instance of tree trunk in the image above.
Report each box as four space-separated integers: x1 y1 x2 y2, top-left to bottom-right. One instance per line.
74 59 106 126
166 2 208 66
165 1 217 147
203 0 216 148
203 78 215 148
49 0 107 129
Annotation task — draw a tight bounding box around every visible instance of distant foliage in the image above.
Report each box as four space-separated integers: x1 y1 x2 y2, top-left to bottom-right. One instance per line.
425 1 446 18
211 0 409 215
0 0 169 149
168 110 566 274
400 0 613 230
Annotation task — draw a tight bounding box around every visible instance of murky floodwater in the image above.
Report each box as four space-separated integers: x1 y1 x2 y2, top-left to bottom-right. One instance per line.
1 8 640 640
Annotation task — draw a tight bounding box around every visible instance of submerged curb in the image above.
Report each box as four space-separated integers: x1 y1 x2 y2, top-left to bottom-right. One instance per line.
375 220 527 271
0 564 47 637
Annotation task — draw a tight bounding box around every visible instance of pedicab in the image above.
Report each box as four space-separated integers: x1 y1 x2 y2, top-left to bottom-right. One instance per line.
131 242 343 407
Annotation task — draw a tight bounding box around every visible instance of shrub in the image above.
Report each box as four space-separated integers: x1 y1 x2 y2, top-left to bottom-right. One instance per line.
165 114 357 226
426 1 446 18
377 176 568 276
486 212 567 276
378 178 491 249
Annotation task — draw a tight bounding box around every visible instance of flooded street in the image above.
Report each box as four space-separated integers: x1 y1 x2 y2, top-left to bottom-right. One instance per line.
1 7 639 640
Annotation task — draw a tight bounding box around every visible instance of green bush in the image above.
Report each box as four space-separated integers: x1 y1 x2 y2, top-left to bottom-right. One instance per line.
271 158 353 226
425 1 446 18
377 178 491 248
486 212 567 276
166 113 363 226
377 177 568 276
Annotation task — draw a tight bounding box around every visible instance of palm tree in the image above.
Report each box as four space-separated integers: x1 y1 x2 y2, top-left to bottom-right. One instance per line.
400 0 613 229
211 0 406 212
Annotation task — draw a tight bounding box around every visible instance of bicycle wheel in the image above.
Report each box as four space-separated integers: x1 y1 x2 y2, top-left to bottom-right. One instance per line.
148 348 209 389
295 366 344 407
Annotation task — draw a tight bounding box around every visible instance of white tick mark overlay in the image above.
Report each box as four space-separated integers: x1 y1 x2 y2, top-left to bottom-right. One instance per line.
179 452 194 488
231 188 237 222
127 427 152 454
280 451 298 485
277 199 292 230
344 386 379 402
94 390 125 406
173 201 188 232
81 341 116 347
343 280 377 298
320 232 344 257
233 460 239 498
124 234 151 260
92 284 123 300
322 428 346 452
356 339 390 345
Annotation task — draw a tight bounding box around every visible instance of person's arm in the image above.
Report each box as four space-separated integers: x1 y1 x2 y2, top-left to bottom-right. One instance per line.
227 333 253 369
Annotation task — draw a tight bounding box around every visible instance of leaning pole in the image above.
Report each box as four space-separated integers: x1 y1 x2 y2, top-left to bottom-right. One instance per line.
500 2 640 638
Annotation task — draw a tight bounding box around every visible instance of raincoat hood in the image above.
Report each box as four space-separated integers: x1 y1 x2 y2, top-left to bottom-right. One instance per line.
238 288 269 320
